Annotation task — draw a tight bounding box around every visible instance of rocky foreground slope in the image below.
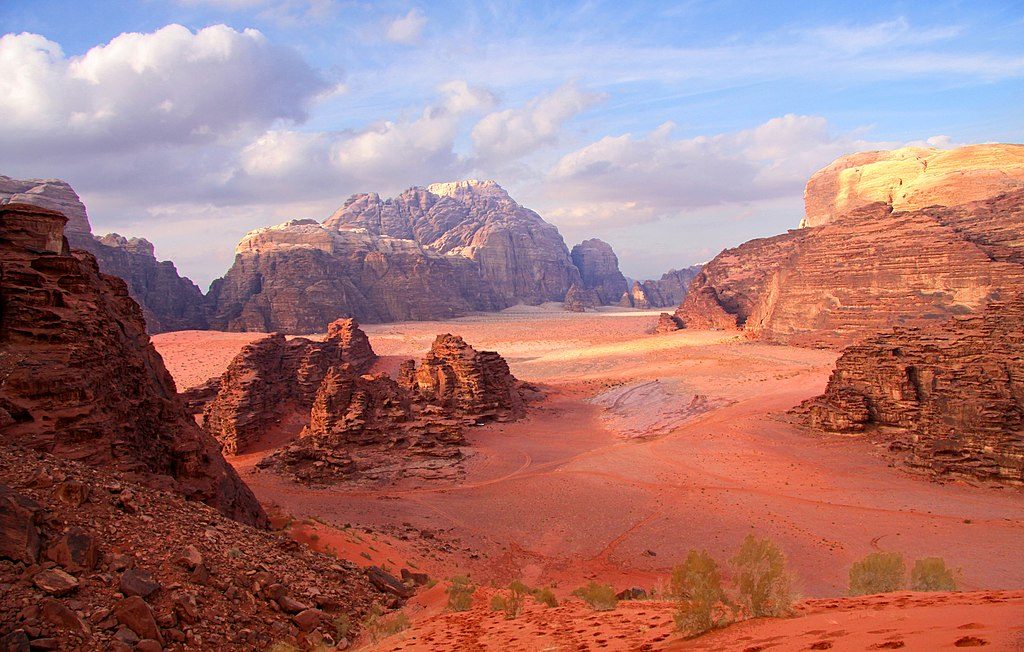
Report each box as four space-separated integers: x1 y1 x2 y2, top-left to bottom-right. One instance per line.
796 294 1024 485
0 203 263 526
671 144 1024 347
0 176 208 333
0 445 385 651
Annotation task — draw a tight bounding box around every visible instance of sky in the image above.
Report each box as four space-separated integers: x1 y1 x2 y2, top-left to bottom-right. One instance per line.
1 1 1022 288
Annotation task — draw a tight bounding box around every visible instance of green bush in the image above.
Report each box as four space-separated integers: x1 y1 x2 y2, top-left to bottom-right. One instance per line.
332 613 351 641
363 604 410 642
446 575 476 612
670 549 732 636
731 535 794 618
533 587 558 608
572 581 618 611
490 581 529 619
848 552 905 596
910 557 958 592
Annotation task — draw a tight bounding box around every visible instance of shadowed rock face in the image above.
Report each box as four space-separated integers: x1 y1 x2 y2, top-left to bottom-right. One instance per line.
619 266 702 309
571 238 628 305
674 188 1024 347
796 295 1024 486
0 203 265 527
802 143 1024 228
563 282 600 312
211 181 582 332
0 176 208 334
201 318 376 454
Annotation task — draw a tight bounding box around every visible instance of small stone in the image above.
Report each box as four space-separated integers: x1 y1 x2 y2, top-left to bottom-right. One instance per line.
173 545 203 571
135 639 163 652
45 527 99 572
114 596 162 643
0 630 30 652
27 638 59 651
293 608 323 632
276 595 309 614
120 568 161 599
52 481 90 507
39 598 88 633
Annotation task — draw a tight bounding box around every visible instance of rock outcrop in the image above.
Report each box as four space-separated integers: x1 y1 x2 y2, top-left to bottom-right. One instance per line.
570 239 628 304
653 313 683 334
673 147 1024 347
210 181 583 332
0 176 208 333
0 445 385 651
563 283 600 312
0 203 264 526
802 144 1024 228
200 319 376 454
795 295 1024 485
620 266 702 309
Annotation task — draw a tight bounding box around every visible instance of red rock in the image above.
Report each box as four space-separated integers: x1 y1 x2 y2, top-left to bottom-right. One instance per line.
276 595 309 614
38 599 87 632
411 334 524 418
0 203 265 527
136 639 163 652
0 484 41 564
114 596 162 643
293 608 324 632
653 313 682 334
120 568 161 598
796 294 1024 485
32 569 79 596
365 566 413 599
52 481 89 507
45 526 99 572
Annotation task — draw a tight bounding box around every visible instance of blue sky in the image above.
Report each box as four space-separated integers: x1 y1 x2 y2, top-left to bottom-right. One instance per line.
1 1 1022 287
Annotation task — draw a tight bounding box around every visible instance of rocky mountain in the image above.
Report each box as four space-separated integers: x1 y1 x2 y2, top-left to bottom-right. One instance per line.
795 294 1024 486
0 176 208 334
210 181 583 332
670 144 1024 347
570 238 628 305
0 203 264 526
0 445 384 651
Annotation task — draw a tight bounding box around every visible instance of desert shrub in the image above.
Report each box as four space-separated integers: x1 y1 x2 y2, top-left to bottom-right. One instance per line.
572 581 618 611
910 557 958 592
332 613 351 641
446 575 476 612
533 587 558 607
363 604 410 642
670 549 732 636
490 580 529 619
731 535 794 618
848 552 905 596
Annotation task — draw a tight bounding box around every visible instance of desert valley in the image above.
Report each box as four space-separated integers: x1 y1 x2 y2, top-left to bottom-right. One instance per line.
1 3 1024 651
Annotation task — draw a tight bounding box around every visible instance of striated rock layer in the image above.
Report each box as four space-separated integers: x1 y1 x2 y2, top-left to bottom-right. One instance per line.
201 319 376 455
802 143 1024 228
571 238 628 304
0 203 264 526
211 180 583 332
795 295 1024 485
0 176 208 333
674 188 1024 347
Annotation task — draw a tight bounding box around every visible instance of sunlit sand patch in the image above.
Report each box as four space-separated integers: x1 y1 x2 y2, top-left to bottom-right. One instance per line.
590 378 728 439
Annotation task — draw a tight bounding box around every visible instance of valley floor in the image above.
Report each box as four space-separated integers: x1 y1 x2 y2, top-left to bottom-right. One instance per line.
154 307 1024 649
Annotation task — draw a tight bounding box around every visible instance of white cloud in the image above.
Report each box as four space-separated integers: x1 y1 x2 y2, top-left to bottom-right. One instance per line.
0 24 325 153
807 17 961 55
471 83 605 163
385 9 427 45
545 115 906 227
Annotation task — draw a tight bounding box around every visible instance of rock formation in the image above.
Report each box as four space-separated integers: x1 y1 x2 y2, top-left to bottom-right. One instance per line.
619 266 702 309
673 145 1024 347
796 295 1024 485
0 445 385 651
0 203 264 526
563 283 600 312
210 181 583 332
200 318 376 454
653 313 683 334
570 238 628 304
0 176 208 333
802 143 1024 228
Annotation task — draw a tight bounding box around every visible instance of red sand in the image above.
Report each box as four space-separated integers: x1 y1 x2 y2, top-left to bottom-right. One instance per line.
153 308 1024 649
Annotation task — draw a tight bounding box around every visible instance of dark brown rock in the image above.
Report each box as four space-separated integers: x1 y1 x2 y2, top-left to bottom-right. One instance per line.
45 527 99 572
0 484 41 564
0 203 266 527
365 566 413 599
120 568 161 598
796 294 1024 485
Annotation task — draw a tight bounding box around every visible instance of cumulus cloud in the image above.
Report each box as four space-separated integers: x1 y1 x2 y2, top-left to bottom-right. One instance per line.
385 9 427 44
0 24 326 155
471 82 605 163
545 115 904 227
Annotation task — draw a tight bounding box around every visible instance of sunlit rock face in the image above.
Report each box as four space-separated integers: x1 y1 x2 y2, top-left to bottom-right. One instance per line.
674 145 1024 347
801 143 1024 228
211 181 583 332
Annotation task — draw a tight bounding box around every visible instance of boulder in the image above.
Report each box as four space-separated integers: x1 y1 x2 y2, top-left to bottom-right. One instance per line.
0 484 41 564
119 568 161 599
33 569 79 596
45 527 99 572
570 239 628 304
114 596 162 643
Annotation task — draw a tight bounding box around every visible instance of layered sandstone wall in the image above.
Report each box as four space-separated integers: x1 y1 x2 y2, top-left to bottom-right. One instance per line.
0 203 264 526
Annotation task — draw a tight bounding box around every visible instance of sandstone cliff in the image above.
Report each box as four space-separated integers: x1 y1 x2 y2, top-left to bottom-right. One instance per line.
802 144 1024 228
620 266 702 309
795 295 1024 485
570 238 628 304
673 145 1024 347
211 181 583 332
0 176 208 334
0 203 264 526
